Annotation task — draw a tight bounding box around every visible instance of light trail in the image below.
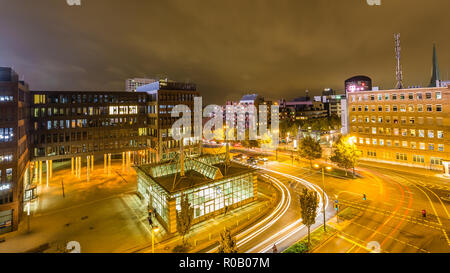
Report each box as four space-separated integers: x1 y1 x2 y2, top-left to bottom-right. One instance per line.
207 169 291 253
208 161 329 253
250 166 329 253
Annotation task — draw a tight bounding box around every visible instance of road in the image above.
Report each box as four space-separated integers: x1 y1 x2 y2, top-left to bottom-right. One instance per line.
234 147 450 253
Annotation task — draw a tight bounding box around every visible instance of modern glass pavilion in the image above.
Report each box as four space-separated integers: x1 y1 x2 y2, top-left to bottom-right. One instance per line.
136 153 257 233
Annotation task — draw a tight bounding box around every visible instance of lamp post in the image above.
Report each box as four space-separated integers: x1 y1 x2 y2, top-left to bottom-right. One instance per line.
26 201 31 233
347 136 357 177
152 226 160 253
314 164 332 232
334 194 339 224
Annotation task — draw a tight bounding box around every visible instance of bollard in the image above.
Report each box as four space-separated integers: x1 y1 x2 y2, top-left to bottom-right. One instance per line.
209 233 211 241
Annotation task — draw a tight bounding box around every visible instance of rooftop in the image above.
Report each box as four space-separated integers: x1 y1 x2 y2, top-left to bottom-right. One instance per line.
136 79 196 92
135 153 255 194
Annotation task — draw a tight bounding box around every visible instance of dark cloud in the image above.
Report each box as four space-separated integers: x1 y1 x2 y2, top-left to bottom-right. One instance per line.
0 0 449 104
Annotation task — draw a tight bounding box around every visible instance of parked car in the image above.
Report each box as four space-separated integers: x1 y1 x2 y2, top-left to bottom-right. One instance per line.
247 158 257 165
259 157 268 163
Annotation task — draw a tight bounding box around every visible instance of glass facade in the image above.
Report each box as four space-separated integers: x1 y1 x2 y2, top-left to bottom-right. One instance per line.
174 173 254 219
136 154 256 231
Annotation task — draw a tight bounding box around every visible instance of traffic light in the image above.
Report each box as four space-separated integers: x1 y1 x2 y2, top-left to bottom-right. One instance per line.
334 204 339 211
363 194 366 201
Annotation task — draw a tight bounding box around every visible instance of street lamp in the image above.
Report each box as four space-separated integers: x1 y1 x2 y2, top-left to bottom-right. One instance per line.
314 164 332 231
152 226 160 253
347 136 357 177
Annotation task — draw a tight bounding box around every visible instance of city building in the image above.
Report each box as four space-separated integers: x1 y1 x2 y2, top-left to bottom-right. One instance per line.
125 78 156 92
345 75 372 93
314 88 346 118
0 67 31 235
348 86 450 170
0 69 200 234
279 93 328 122
135 153 257 233
223 94 273 132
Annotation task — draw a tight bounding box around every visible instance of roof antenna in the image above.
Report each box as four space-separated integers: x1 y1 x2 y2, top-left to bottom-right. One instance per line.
394 33 404 89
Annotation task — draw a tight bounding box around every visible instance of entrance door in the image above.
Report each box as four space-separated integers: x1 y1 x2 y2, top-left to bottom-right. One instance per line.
0 210 13 235
205 201 214 215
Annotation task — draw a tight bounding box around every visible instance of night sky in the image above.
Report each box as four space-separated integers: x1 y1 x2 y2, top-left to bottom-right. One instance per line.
0 0 449 104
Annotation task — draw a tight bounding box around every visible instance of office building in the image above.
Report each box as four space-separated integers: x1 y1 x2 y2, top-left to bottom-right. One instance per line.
0 69 200 234
0 67 31 235
348 86 450 170
126 78 156 92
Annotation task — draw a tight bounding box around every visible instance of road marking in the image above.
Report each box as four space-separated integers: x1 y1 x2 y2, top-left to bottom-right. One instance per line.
337 234 373 252
347 221 429 253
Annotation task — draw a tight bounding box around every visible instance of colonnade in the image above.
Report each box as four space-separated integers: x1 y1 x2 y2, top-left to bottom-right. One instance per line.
31 149 157 186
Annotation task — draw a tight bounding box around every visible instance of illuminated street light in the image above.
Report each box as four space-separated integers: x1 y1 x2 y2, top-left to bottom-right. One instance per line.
314 164 332 231
152 226 160 254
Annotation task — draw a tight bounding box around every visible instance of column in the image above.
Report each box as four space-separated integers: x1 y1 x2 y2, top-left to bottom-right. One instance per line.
122 152 125 172
75 156 78 177
39 161 42 185
46 160 49 187
71 157 74 175
86 156 90 182
104 154 107 173
108 153 111 176
91 155 94 172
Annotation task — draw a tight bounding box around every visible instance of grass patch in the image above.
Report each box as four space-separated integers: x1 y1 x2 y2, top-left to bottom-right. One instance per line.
337 207 360 220
283 226 336 253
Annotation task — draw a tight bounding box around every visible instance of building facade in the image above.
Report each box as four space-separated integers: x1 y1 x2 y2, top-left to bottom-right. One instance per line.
136 153 257 233
279 98 328 121
0 68 31 235
0 70 200 234
348 86 450 170
125 78 156 92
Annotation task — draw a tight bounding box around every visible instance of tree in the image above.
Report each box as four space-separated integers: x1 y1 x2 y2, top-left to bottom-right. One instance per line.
218 228 238 253
176 194 194 246
299 188 318 250
298 136 322 168
330 135 361 176
242 139 259 150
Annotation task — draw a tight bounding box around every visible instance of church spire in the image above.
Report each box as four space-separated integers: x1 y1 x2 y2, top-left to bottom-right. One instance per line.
429 44 441 87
